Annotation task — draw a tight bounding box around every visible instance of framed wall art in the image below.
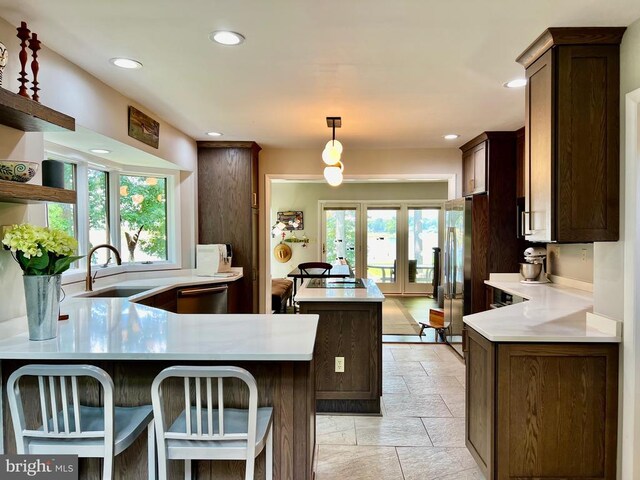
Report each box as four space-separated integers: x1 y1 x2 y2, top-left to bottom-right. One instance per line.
277 211 303 230
128 105 160 148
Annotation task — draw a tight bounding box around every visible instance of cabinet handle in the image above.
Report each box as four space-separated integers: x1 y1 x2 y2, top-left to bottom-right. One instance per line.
252 192 257 207
462 328 469 353
521 211 533 236
177 285 228 297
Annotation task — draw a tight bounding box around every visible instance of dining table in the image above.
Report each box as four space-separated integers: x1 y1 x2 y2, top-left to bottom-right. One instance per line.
287 264 351 298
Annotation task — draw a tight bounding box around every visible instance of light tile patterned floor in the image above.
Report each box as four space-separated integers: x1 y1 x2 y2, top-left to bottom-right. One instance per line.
315 343 485 480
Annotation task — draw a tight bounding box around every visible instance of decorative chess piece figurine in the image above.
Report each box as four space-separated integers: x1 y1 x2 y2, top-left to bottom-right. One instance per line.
28 33 41 102
16 21 30 97
0 42 8 87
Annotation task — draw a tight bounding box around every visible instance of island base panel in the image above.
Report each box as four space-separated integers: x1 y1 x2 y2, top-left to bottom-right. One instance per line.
2 359 315 480
299 301 382 415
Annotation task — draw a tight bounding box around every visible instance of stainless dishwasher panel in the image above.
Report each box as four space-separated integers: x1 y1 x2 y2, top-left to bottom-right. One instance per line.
176 285 228 314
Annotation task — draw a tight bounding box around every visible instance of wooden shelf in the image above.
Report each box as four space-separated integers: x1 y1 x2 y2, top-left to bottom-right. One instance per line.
0 88 75 132
0 179 76 204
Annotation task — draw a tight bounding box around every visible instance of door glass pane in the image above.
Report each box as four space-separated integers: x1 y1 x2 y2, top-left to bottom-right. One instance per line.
88 169 110 264
324 209 356 275
119 175 168 263
367 209 397 284
407 208 439 285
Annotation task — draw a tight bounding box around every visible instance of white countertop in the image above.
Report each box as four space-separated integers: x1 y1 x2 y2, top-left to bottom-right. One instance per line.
462 276 620 343
295 278 385 303
0 297 318 361
0 268 319 361
75 267 244 302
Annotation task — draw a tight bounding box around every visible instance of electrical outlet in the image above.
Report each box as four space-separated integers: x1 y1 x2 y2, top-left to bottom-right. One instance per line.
335 357 345 373
581 249 587 262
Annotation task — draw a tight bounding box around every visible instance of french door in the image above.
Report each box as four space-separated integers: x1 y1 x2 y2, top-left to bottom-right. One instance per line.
321 202 441 294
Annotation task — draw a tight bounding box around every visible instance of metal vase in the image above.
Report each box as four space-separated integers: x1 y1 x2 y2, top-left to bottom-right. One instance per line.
23 274 61 341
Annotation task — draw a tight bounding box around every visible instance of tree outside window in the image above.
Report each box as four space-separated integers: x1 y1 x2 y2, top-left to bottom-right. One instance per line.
119 175 167 262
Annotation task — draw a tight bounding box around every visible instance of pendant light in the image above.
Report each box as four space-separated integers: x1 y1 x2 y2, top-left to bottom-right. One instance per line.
322 117 344 186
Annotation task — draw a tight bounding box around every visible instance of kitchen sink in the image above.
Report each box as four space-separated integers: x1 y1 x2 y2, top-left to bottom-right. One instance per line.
79 287 152 298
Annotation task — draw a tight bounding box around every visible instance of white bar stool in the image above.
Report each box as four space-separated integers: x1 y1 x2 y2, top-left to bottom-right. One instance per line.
7 364 156 480
151 366 273 480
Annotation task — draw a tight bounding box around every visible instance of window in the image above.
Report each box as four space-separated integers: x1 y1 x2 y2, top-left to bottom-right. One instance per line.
88 169 110 264
119 175 167 263
46 162 76 238
43 153 177 273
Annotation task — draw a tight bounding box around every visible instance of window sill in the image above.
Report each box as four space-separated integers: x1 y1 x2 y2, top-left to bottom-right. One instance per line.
62 262 181 286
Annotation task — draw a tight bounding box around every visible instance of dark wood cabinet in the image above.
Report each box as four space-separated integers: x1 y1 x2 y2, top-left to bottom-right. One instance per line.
197 141 261 313
465 326 619 479
462 141 486 196
299 301 382 414
461 132 520 313
517 27 625 243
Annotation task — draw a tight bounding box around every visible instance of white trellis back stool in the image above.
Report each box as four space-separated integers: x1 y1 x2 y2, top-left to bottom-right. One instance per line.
7 364 155 480
151 366 273 480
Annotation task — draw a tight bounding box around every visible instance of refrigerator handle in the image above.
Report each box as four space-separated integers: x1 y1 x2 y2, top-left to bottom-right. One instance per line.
443 227 450 294
450 227 456 296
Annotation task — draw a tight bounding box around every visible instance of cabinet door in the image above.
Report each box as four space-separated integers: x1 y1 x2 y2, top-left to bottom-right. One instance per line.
472 142 487 194
525 49 554 242
465 327 495 479
462 150 475 196
556 45 620 242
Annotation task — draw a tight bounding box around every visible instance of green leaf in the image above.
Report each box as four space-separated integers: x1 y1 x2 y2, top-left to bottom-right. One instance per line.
52 255 84 275
24 251 50 275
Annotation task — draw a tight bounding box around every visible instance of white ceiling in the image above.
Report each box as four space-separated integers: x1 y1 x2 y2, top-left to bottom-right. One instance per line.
1 1 640 149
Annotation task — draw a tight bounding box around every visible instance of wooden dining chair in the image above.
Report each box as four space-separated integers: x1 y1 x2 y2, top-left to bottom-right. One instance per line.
298 262 333 275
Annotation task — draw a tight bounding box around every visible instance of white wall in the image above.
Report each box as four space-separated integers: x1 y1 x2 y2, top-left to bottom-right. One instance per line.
546 244 594 284
269 181 448 278
0 16 197 325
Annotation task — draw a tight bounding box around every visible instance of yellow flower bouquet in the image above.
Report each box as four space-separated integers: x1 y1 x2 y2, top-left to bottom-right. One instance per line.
2 224 82 275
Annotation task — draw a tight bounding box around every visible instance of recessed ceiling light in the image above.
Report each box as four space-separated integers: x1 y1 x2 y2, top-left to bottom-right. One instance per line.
206 131 223 137
90 148 111 154
209 30 245 46
443 134 460 140
109 58 143 69
504 78 527 88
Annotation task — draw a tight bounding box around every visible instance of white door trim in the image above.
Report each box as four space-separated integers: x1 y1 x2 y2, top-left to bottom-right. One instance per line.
621 87 640 479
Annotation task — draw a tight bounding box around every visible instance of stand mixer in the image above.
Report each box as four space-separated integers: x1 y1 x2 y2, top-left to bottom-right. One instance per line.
520 246 550 283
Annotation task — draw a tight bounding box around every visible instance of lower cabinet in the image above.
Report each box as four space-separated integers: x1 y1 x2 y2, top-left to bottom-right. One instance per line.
465 326 619 479
299 301 382 414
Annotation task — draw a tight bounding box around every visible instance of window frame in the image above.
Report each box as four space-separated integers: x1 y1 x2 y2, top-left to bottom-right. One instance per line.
44 151 183 284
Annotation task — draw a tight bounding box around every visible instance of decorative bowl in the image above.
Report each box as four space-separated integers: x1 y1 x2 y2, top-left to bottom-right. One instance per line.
520 262 542 281
0 161 39 183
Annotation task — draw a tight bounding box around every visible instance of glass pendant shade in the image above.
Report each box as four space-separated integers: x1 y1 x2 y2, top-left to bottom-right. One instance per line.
325 139 343 154
324 165 343 186
322 145 341 165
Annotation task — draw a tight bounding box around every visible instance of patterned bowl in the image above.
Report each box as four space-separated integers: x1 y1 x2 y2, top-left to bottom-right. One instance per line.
0 161 39 183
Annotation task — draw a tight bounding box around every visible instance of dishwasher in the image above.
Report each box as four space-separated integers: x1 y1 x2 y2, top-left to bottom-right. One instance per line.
176 284 228 314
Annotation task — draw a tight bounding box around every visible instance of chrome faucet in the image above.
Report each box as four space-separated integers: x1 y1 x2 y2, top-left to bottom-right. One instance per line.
86 244 122 291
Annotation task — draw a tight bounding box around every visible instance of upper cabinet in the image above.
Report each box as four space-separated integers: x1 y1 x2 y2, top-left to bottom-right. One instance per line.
517 27 625 243
462 141 486 196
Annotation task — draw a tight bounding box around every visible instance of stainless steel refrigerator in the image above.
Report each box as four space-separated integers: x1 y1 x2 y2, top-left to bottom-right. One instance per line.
443 198 472 356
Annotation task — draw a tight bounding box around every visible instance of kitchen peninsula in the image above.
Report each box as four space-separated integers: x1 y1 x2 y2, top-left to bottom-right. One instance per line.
0 295 319 480
296 278 384 414
463 275 621 479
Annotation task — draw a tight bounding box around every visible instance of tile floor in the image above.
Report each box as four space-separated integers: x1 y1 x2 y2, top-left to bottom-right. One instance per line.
315 343 484 480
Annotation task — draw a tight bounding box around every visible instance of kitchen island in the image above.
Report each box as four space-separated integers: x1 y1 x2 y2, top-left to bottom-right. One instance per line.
463 275 621 480
0 296 318 480
296 278 384 414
